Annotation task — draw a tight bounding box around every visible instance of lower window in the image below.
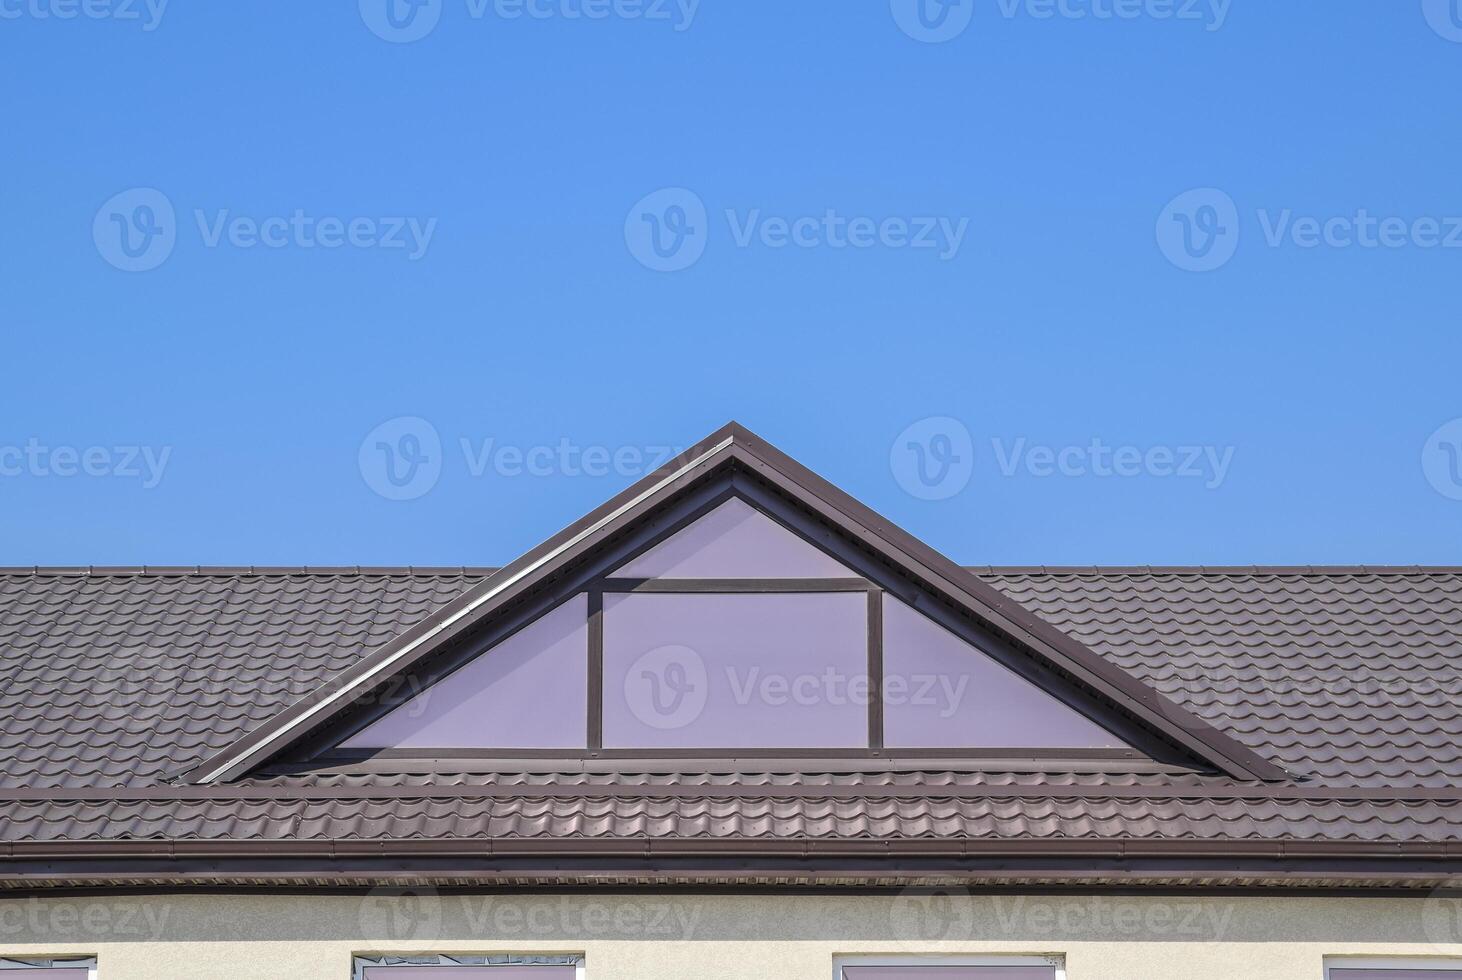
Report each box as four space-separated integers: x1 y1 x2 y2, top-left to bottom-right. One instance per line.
0 960 96 979
835 956 1065 980
1326 960 1462 979
352 956 583 979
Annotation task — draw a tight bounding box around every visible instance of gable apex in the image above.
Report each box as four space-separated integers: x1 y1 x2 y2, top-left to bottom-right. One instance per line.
178 422 1287 784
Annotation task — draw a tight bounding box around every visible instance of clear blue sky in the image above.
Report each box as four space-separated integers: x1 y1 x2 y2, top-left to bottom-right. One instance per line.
3 1 1461 567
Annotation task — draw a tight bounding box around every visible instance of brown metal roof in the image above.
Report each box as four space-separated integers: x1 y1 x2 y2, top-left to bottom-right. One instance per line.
0 564 1459 888
0 424 1458 889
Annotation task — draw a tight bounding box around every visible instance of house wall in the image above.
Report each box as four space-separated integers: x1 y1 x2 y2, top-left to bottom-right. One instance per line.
0 891 1460 979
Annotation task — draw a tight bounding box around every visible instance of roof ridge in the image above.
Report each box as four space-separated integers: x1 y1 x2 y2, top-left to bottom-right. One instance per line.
4 565 1459 578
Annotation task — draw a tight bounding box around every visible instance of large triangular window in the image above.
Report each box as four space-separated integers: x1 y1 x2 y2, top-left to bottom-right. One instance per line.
341 494 1133 757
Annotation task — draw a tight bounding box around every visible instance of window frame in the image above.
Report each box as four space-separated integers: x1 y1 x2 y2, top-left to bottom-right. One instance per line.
351 954 585 980
832 954 1067 980
1324 958 1462 977
0 959 98 978
294 484 1172 769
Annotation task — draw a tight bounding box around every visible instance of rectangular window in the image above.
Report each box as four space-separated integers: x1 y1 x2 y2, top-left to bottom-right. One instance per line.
602 591 869 749
353 955 583 979
835 956 1064 980
1326 959 1462 979
0 959 96 979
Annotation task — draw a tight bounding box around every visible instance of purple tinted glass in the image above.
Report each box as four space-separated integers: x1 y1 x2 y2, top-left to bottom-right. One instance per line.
342 595 588 750
843 969 1058 980
613 497 853 578
602 592 868 749
364 971 577 979
1330 974 1462 979
881 595 1126 749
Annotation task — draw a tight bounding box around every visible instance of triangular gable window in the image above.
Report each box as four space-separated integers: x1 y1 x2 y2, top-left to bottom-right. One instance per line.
342 494 1133 756
189 424 1283 783
342 595 588 750
613 497 852 578
882 595 1122 749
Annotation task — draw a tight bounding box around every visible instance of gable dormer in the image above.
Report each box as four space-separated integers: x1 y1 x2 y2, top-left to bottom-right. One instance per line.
181 423 1284 783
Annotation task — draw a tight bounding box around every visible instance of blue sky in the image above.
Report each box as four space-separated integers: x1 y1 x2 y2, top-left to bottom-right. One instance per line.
2 0 1461 566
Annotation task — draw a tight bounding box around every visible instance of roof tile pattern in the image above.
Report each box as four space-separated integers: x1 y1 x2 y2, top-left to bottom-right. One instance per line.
977 569 1462 788
0 793 1454 843
0 567 1458 854
0 570 489 789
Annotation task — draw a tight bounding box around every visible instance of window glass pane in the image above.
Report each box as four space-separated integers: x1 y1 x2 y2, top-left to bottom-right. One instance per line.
602 592 868 749
364 971 576 979
881 594 1126 749
1331 973 1462 979
0 974 90 979
342 595 588 750
843 968 1058 979
613 497 853 579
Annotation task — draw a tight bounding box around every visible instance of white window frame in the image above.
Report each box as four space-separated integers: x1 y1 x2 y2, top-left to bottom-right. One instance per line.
833 954 1066 980
1325 958 1462 976
352 954 585 980
0 959 97 978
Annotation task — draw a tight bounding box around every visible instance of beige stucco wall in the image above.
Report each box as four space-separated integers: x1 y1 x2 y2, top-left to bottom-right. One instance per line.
2 891 1461 979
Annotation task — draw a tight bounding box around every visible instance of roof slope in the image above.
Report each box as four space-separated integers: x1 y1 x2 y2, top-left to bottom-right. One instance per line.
979 567 1462 788
0 566 1457 790
0 565 1459 889
0 568 491 789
